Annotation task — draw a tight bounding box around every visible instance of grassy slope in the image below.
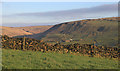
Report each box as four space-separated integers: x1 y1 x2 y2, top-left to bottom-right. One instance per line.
15 25 53 34
41 19 118 46
2 49 118 69
0 26 32 37
0 26 52 37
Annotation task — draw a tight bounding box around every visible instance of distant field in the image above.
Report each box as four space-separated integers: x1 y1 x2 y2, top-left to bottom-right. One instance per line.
15 25 53 34
0 25 52 37
0 26 32 37
2 49 118 69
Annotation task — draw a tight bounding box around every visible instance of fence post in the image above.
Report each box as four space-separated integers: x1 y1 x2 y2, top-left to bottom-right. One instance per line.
13 41 16 50
23 36 26 51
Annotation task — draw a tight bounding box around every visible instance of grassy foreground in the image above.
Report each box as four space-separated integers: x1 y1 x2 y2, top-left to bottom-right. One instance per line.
2 49 118 69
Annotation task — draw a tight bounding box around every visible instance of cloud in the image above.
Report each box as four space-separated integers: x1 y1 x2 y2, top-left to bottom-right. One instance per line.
15 4 118 22
3 3 118 27
16 4 117 17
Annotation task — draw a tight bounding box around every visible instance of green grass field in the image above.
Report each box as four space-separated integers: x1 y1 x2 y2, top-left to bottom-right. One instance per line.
2 49 118 69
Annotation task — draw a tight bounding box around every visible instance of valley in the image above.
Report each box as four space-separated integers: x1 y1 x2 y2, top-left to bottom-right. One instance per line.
1 17 119 69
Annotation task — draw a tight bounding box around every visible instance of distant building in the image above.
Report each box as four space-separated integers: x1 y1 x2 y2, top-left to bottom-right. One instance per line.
70 39 73 41
80 39 83 41
62 38 73 42
65 40 70 42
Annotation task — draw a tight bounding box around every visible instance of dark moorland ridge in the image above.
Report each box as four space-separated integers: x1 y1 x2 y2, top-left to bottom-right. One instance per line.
31 17 119 46
2 35 119 59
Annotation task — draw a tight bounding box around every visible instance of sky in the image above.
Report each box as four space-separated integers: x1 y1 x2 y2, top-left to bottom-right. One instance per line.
2 2 118 27
1 0 119 2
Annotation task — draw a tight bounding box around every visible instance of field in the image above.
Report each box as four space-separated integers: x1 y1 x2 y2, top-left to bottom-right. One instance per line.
0 26 52 37
2 49 118 69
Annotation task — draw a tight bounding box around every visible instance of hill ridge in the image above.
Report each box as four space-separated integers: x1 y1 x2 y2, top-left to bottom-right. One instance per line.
33 17 118 46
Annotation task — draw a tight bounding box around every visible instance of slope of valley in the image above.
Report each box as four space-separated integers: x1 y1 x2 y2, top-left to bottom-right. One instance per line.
15 25 53 34
0 26 53 37
34 17 118 46
0 26 32 37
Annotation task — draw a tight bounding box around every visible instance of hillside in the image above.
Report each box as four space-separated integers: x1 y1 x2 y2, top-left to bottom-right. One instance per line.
0 26 32 37
0 26 52 37
34 17 118 46
14 25 53 34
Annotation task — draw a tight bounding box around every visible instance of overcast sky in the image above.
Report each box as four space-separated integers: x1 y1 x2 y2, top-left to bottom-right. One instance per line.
2 2 118 27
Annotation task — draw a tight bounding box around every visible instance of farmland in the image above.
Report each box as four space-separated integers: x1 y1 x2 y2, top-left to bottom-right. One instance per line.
2 49 118 69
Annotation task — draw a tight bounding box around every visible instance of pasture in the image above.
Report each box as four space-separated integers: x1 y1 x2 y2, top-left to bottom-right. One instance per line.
2 49 118 69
